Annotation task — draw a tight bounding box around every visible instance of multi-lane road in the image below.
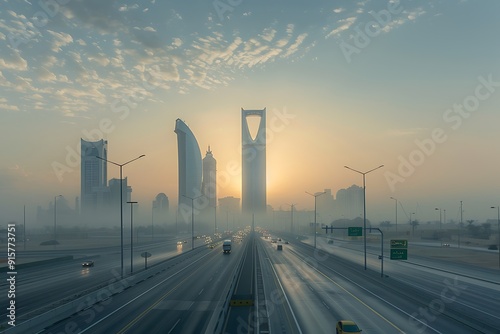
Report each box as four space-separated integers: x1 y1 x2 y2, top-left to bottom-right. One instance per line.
2 231 499 333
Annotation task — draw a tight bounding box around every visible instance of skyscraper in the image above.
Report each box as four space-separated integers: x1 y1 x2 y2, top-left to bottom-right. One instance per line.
175 119 203 210
241 108 267 214
202 146 217 208
81 139 108 214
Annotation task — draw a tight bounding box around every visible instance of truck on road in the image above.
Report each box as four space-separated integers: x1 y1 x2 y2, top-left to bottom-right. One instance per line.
223 240 232 254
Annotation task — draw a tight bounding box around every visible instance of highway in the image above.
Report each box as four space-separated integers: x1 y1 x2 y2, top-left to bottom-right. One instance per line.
2 230 500 333
0 236 212 323
259 234 500 333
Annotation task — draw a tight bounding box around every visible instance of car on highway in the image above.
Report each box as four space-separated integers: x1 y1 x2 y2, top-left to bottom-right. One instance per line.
328 239 334 244
82 260 94 267
177 241 183 245
336 320 362 333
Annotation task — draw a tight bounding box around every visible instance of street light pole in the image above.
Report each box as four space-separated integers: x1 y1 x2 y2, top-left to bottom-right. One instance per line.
491 206 500 269
390 197 398 233
306 191 325 249
214 204 217 235
127 201 137 274
345 165 384 270
182 194 203 250
286 203 296 234
96 154 145 279
410 212 416 236
459 201 463 248
54 195 62 241
435 207 442 246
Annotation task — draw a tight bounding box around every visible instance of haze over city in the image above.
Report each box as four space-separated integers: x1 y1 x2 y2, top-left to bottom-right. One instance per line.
1 0 500 226
2 2 500 334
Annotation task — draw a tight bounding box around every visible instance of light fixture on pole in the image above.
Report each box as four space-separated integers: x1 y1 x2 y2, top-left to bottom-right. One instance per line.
127 201 137 274
344 164 384 270
182 194 203 250
306 191 325 249
490 206 500 269
96 154 145 278
390 196 398 233
54 195 62 241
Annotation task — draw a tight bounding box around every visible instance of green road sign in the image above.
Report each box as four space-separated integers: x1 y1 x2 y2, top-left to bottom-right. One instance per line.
390 239 408 249
390 249 408 260
348 227 362 236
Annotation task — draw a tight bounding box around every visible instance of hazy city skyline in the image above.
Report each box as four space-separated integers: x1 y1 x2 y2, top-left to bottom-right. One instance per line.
1 1 500 226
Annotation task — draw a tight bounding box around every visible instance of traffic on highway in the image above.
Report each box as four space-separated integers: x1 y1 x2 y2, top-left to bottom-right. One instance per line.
1 227 499 333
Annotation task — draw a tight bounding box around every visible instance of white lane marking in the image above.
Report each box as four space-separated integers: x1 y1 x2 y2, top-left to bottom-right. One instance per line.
79 251 213 333
168 318 181 334
266 258 303 334
291 249 441 334
198 288 204 295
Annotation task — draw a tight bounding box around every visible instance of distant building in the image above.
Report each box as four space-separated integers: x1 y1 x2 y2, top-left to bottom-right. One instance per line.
108 177 132 208
241 108 267 214
153 193 169 212
80 139 108 214
311 187 363 222
175 119 202 210
202 146 217 208
219 196 240 214
334 185 363 220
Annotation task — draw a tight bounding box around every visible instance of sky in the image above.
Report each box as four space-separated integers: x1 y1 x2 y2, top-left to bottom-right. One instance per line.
1 0 500 227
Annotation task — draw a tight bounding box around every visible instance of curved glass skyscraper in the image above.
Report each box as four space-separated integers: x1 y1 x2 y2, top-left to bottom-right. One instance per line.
175 119 202 209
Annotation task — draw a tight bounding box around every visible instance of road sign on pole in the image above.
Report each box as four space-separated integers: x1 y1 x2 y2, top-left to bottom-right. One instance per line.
390 239 408 249
348 227 362 236
390 249 408 260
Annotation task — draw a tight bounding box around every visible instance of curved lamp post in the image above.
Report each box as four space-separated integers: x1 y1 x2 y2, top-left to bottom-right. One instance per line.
306 191 325 249
344 164 384 270
182 194 203 250
96 154 145 278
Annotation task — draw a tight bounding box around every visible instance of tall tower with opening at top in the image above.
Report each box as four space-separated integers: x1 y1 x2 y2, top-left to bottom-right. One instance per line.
241 108 267 214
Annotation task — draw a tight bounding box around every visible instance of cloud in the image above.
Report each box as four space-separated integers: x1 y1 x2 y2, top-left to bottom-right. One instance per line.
0 103 20 111
47 30 73 52
87 53 110 67
0 46 28 71
61 0 125 34
119 4 140 12
36 67 57 82
282 33 308 58
172 38 183 48
326 17 356 38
